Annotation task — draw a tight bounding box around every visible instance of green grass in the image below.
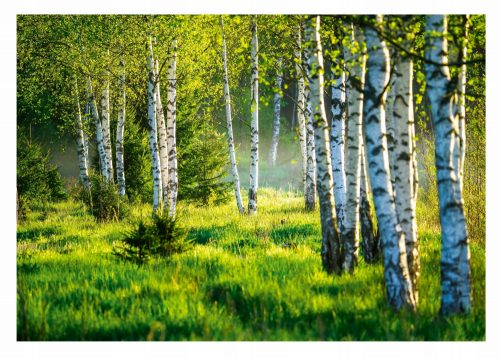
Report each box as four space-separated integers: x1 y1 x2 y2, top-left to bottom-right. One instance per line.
17 188 485 341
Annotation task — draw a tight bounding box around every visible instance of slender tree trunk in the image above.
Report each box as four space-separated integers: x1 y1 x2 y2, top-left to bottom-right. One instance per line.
155 57 169 210
363 16 416 310
295 25 308 203
424 15 471 315
342 23 364 272
392 51 420 303
147 37 162 212
291 82 297 131
248 20 259 215
268 57 283 166
385 67 397 191
221 17 245 214
304 86 316 210
166 39 179 217
87 76 108 179
456 15 469 190
100 63 114 182
74 78 90 189
305 16 342 275
330 63 347 236
359 137 380 263
116 59 126 196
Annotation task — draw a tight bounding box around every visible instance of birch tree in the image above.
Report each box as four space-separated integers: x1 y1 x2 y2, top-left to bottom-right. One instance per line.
87 76 108 179
155 57 170 210
342 23 365 272
74 78 90 189
424 15 471 315
166 39 179 217
147 37 163 211
305 15 341 274
116 59 126 196
248 19 259 215
268 57 283 166
221 17 245 214
304 86 316 211
100 63 114 182
363 16 416 310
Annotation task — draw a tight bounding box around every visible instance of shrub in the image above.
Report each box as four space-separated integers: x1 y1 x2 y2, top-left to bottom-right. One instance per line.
113 214 191 265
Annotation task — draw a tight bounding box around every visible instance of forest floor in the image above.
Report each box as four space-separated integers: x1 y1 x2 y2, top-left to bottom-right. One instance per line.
17 188 485 341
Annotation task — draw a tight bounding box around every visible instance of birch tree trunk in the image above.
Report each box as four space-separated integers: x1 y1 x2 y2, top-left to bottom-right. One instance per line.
74 78 90 189
100 64 114 182
221 17 245 214
268 57 283 166
305 16 342 275
424 15 471 315
248 20 259 215
456 15 469 190
363 16 416 310
342 24 364 272
116 59 126 196
155 57 169 210
385 69 397 191
359 137 380 263
330 64 347 236
147 37 162 212
304 86 316 211
295 25 308 202
166 39 179 217
87 76 108 179
392 50 420 303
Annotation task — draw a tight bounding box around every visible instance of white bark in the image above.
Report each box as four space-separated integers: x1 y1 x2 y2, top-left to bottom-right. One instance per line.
100 65 113 182
221 18 245 214
248 20 259 215
268 57 283 166
456 16 469 190
166 39 179 217
305 16 341 274
116 59 126 196
87 76 108 179
295 26 308 201
342 24 364 272
304 86 316 211
424 15 471 315
392 53 420 303
155 58 170 210
147 38 162 212
74 78 90 189
363 16 416 310
330 65 347 236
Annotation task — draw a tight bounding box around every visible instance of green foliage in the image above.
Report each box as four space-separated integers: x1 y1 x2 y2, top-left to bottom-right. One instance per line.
113 214 191 265
17 134 67 218
17 189 484 340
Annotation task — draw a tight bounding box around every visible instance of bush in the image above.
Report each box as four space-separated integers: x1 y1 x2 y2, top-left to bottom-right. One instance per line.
17 134 67 218
79 171 129 222
113 214 191 265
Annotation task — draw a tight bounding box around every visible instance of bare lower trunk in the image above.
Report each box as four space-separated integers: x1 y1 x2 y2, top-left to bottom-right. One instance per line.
100 64 113 182
425 15 471 315
221 17 245 214
363 16 416 311
147 37 162 212
304 86 316 211
342 23 364 272
295 25 308 202
87 76 107 178
116 59 126 196
248 20 259 215
166 39 179 217
74 78 90 189
155 57 169 210
268 58 283 166
305 16 341 275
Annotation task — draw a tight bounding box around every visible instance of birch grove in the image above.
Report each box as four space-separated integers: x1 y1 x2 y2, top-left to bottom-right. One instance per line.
424 15 471 315
166 39 179 217
305 16 341 274
342 24 364 272
363 16 416 310
116 59 126 196
248 20 259 215
268 57 283 166
220 17 245 214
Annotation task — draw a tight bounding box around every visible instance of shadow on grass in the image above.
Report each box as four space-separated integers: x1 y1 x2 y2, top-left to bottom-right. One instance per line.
17 226 63 242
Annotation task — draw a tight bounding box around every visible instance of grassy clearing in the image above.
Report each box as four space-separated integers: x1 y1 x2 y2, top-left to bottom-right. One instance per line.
17 188 485 341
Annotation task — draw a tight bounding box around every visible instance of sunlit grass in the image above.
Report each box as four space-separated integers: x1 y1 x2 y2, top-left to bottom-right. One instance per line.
17 189 485 341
